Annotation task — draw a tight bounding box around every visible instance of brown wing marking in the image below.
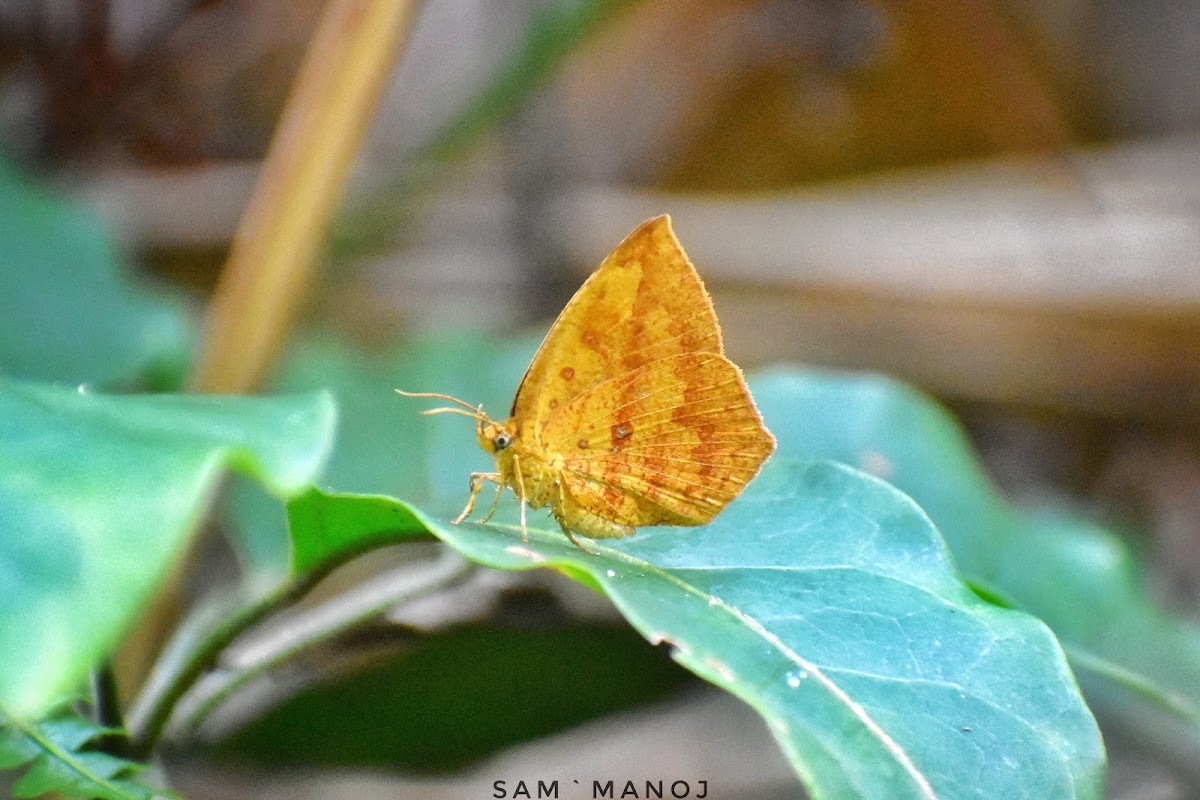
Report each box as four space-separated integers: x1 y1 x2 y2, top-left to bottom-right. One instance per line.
542 352 775 528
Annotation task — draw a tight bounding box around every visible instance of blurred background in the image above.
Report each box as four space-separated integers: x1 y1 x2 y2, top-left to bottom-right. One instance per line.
2 0 1199 797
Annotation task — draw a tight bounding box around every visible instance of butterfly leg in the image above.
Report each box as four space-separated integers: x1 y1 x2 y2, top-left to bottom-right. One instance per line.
476 478 505 524
512 453 529 542
553 481 600 555
453 472 501 524
557 521 599 555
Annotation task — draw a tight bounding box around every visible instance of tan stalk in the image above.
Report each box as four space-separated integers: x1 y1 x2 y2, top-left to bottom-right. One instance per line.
192 0 418 393
116 0 419 705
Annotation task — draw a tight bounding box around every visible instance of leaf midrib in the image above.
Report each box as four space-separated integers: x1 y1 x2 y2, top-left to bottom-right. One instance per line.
586 542 942 800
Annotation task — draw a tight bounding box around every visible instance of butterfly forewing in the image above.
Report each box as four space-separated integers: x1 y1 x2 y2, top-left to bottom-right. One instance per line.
511 216 723 445
542 352 775 527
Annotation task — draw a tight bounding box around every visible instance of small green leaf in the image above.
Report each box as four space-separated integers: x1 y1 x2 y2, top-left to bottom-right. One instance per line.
0 703 175 799
0 155 193 390
286 489 429 574
309 459 1104 799
0 379 337 718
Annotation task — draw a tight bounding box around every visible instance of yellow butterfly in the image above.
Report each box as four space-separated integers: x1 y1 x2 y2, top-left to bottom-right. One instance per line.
400 215 775 551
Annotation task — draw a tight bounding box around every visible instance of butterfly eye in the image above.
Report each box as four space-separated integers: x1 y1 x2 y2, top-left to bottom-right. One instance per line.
493 432 513 451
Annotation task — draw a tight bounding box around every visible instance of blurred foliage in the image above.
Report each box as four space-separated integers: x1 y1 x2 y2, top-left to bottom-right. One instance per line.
223 331 537 579
0 700 176 800
422 0 638 163
0 156 193 389
333 0 639 259
0 378 335 719
219 623 692 772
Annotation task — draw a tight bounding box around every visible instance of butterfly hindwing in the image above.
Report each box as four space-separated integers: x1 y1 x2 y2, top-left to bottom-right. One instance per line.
541 352 776 528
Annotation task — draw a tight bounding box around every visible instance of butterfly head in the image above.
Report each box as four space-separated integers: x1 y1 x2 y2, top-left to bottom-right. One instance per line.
477 418 519 455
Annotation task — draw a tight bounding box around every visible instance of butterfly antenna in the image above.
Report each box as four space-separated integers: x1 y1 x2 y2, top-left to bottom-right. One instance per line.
395 390 490 422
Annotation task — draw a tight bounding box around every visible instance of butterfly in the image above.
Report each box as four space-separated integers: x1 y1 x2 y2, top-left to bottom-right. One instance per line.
399 214 775 552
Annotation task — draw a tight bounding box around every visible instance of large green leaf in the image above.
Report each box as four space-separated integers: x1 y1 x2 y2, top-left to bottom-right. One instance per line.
751 369 1200 766
279 460 1104 799
251 333 1200 782
0 379 336 719
0 155 193 390
229 332 1118 795
0 702 175 799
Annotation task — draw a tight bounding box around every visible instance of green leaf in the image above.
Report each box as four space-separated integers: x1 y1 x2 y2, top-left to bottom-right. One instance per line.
218 623 692 772
0 379 337 719
0 155 193 390
285 488 429 574
752 368 1200 760
749 369 1012 583
0 702 175 799
299 460 1103 799
233 332 1127 793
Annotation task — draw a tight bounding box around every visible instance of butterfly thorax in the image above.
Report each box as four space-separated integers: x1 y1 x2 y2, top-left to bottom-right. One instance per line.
479 417 561 511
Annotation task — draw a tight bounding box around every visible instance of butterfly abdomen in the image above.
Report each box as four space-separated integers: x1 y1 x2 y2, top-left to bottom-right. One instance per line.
552 481 636 539
506 443 638 539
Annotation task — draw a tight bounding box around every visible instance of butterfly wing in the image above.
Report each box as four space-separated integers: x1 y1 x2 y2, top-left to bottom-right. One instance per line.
511 215 723 446
541 352 775 529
